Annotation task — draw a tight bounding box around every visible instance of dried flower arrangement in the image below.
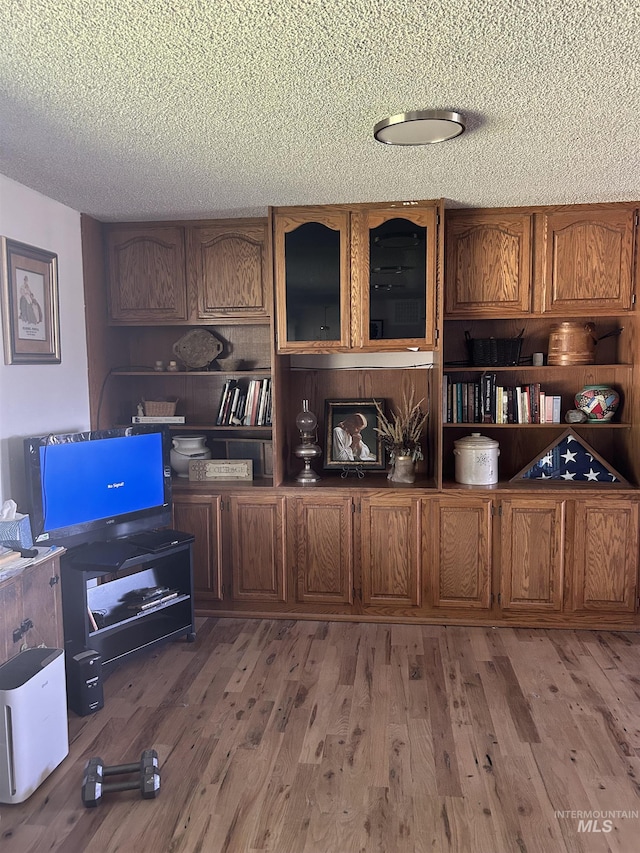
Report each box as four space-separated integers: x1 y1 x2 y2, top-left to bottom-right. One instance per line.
373 392 429 463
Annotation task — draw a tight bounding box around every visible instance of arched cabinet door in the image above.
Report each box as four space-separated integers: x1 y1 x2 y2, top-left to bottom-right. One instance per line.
445 210 532 316
537 208 635 314
187 220 270 320
105 225 188 323
273 206 351 352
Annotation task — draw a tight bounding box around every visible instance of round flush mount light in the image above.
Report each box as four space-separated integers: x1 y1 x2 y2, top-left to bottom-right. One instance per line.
373 109 465 145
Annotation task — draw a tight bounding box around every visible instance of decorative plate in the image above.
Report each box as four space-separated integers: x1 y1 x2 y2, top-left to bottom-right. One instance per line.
172 329 223 369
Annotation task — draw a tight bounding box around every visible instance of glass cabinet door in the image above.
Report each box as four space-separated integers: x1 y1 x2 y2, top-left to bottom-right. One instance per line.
273 208 350 351
354 207 438 349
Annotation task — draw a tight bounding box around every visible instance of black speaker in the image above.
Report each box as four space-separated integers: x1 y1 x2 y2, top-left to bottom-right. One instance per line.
66 649 104 716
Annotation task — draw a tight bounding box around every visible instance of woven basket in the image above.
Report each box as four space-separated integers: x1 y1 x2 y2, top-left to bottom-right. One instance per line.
465 329 524 367
143 399 178 417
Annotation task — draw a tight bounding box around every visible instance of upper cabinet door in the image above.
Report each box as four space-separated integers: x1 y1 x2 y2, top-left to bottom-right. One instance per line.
106 226 188 323
354 206 438 349
273 201 440 353
537 208 636 313
187 220 270 321
273 207 351 352
445 211 532 316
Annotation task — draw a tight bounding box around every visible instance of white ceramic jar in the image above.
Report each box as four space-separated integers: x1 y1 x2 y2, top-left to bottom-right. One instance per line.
170 435 212 478
453 433 500 485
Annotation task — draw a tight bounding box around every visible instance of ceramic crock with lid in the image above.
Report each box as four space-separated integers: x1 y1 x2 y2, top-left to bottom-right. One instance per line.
453 433 500 485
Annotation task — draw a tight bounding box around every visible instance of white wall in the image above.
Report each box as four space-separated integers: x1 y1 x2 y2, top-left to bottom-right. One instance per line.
0 174 90 509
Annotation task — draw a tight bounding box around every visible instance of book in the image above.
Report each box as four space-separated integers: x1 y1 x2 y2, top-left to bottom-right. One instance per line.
131 415 185 423
216 379 232 425
545 395 555 424
552 395 562 423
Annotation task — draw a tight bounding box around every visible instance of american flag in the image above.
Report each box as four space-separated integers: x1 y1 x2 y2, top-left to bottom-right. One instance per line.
521 431 620 482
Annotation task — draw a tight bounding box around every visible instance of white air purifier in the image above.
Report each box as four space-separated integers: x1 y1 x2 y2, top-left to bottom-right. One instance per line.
0 648 69 803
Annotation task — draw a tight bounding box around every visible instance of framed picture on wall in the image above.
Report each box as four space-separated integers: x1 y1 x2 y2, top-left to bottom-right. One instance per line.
324 398 386 470
1 237 61 364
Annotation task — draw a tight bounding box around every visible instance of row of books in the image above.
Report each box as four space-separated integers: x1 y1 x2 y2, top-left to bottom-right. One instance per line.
443 374 563 424
216 378 272 426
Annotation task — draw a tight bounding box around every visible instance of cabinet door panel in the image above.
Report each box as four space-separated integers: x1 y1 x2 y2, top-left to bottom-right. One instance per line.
106 226 187 322
20 559 63 649
355 207 438 348
572 500 638 612
188 222 269 320
360 496 420 607
431 498 492 609
500 499 564 610
539 209 635 313
229 495 286 602
274 208 351 351
445 212 532 316
0 576 23 663
173 495 223 602
290 495 353 604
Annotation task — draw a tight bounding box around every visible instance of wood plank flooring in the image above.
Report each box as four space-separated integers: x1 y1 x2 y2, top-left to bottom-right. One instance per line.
2 618 640 852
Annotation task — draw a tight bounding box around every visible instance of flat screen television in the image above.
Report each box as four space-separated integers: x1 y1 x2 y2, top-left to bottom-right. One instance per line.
23 426 172 550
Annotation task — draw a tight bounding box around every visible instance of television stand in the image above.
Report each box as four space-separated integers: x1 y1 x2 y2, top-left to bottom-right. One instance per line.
60 533 195 672
72 539 143 569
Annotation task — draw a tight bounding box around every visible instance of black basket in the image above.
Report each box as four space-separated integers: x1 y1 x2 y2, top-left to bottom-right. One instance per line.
465 329 524 367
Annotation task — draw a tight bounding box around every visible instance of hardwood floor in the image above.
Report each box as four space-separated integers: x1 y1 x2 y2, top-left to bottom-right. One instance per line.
2 618 640 852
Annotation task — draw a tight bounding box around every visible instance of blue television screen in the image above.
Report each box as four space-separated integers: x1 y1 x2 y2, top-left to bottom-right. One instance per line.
24 427 172 547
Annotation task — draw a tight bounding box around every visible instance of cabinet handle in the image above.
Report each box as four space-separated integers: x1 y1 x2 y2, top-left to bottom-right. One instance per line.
49 574 60 587
12 618 33 643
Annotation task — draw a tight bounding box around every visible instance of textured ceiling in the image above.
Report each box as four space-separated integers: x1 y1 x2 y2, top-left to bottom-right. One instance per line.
1 0 639 222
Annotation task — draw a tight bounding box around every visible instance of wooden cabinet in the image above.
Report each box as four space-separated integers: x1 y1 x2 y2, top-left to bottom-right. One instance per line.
429 497 493 610
287 494 354 605
536 207 636 314
570 499 639 613
499 498 564 611
0 551 64 666
173 493 223 603
105 225 188 323
445 210 532 316
445 204 638 317
272 200 441 352
105 219 269 325
360 495 422 608
228 494 286 603
186 220 270 321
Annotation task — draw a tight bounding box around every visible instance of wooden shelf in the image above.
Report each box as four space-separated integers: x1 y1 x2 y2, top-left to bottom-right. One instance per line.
443 363 632 373
443 422 631 428
111 369 271 377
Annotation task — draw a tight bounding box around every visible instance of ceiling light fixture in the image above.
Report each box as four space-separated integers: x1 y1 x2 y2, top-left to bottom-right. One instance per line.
373 109 465 145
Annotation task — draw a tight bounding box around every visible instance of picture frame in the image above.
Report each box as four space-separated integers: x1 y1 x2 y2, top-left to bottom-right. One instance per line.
324 399 386 471
1 237 61 364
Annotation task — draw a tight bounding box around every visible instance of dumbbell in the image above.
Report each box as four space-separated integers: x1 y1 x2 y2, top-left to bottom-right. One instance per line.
81 749 161 807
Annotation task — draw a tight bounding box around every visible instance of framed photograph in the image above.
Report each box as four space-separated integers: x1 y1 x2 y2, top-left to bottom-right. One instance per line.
1 237 61 364
324 399 386 471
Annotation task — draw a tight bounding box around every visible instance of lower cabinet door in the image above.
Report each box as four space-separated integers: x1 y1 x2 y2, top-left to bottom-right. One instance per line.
360 495 421 608
571 499 639 612
229 494 287 602
430 497 492 609
288 495 354 605
500 498 565 611
173 494 223 603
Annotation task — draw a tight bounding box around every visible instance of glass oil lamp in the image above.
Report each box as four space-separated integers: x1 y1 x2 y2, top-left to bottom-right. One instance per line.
294 400 321 483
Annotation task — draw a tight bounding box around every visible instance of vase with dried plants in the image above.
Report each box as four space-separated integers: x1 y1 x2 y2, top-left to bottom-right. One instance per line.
374 392 429 483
